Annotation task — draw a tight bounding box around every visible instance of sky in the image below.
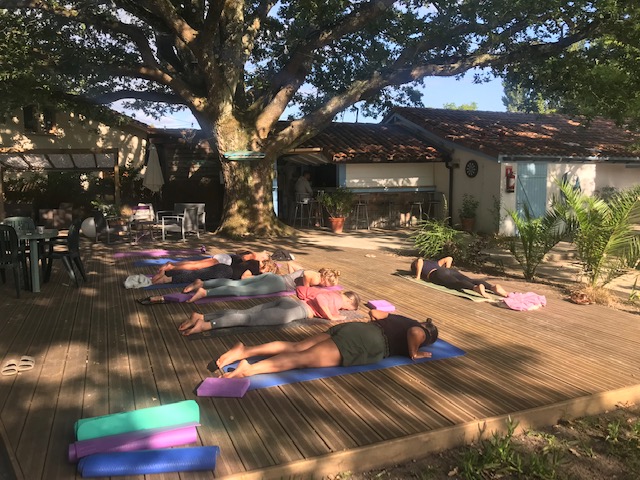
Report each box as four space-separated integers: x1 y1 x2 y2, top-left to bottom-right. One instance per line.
119 70 506 129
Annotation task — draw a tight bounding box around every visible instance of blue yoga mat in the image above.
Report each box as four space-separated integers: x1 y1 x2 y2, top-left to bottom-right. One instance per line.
133 256 209 267
77 446 219 477
222 339 465 390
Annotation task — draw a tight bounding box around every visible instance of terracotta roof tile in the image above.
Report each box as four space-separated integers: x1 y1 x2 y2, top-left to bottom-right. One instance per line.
297 122 443 163
390 108 640 160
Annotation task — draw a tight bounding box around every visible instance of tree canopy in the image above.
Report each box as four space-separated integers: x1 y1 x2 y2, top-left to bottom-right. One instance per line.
501 4 640 126
1 0 634 236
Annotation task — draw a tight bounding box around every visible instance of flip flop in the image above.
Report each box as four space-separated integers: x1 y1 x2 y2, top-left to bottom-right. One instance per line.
1 359 19 376
137 296 165 305
17 355 35 372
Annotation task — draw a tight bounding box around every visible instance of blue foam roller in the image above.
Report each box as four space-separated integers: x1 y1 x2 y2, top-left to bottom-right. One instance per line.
77 446 219 477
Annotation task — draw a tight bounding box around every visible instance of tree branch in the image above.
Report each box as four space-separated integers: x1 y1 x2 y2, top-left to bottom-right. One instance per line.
92 90 186 105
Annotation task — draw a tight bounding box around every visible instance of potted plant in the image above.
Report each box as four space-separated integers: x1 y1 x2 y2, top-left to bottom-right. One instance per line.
458 193 479 232
317 187 355 233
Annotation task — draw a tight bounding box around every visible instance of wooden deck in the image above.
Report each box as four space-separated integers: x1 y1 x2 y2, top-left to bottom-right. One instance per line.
1 231 640 480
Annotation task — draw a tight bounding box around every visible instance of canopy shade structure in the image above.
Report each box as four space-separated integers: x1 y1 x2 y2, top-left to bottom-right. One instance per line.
0 149 117 171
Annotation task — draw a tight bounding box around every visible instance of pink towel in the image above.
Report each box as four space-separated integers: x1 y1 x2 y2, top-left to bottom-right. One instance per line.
502 292 546 311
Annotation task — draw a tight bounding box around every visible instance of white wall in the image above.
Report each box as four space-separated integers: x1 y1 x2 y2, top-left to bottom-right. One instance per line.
450 149 501 234
345 163 436 188
0 109 148 169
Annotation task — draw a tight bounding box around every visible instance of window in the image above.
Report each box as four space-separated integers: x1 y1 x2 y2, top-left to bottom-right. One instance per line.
22 105 57 134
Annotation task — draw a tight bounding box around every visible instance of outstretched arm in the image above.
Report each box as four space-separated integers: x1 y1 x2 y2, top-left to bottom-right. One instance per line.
414 258 424 280
407 327 431 360
438 257 453 268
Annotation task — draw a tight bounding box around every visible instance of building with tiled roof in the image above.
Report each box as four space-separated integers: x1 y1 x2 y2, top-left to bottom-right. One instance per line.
384 108 640 234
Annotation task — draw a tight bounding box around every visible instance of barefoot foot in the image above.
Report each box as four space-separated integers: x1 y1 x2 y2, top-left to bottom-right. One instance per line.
183 278 204 293
186 287 207 303
493 283 509 297
223 359 251 378
217 342 247 369
473 284 489 298
178 312 211 336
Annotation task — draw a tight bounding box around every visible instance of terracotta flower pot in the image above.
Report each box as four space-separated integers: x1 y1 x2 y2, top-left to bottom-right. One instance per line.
328 217 346 234
460 217 475 233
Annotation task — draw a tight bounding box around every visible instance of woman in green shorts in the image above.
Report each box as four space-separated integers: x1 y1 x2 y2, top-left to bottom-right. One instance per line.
215 310 439 378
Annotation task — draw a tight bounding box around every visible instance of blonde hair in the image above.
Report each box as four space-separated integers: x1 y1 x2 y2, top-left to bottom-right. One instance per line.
260 259 282 275
318 268 340 286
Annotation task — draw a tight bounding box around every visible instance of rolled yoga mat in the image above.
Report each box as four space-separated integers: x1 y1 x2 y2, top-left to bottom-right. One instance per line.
77 446 219 477
68 424 200 463
75 400 200 441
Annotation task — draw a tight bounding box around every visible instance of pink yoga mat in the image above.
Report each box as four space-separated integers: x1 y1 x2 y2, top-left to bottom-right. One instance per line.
68 424 199 463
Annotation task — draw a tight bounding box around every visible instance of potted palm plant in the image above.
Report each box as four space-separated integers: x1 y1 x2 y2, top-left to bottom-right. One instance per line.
317 187 355 233
458 193 479 232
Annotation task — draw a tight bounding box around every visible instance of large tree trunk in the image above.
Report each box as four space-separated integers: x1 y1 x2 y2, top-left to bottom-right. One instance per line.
203 117 293 238
217 155 292 237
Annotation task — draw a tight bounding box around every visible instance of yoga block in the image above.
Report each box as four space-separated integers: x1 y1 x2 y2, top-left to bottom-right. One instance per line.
366 300 395 311
196 377 250 398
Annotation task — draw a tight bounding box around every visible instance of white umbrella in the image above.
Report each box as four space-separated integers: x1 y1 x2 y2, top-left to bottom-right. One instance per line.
142 144 164 193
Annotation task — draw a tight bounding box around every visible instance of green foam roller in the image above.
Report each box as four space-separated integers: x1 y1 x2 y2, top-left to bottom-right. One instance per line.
75 400 200 441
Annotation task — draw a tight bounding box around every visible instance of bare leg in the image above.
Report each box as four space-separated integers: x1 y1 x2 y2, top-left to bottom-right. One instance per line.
473 284 489 298
178 312 212 335
186 287 207 303
216 333 331 369
223 338 341 378
183 278 204 293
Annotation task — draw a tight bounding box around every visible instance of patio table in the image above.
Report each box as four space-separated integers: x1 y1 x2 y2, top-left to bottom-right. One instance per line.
17 228 59 293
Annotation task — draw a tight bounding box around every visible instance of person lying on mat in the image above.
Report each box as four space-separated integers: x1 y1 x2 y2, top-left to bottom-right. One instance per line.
183 267 341 303
152 250 270 284
139 267 341 305
214 310 439 378
411 256 508 298
151 258 264 286
178 286 361 336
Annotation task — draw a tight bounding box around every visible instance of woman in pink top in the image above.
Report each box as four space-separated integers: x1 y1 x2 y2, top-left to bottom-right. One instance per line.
178 286 360 336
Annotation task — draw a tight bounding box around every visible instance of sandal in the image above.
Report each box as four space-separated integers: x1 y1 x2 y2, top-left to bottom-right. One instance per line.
137 296 165 305
1 359 18 376
17 355 35 372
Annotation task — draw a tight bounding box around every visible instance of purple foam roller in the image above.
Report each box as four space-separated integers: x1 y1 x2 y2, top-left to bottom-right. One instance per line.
68 424 199 463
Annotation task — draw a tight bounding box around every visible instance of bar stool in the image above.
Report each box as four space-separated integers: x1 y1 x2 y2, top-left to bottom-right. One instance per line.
292 193 313 227
353 194 370 230
408 196 424 226
385 200 398 228
425 191 442 219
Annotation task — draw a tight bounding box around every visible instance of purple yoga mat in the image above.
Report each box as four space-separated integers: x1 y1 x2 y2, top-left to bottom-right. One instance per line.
163 290 295 304
160 285 343 304
68 424 199 463
113 248 205 258
196 377 250 397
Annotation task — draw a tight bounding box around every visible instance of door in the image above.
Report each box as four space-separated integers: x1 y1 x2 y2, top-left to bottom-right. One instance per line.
515 162 548 218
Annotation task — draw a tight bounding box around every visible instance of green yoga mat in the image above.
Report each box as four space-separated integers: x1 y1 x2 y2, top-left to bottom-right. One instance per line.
75 400 200 441
395 274 502 302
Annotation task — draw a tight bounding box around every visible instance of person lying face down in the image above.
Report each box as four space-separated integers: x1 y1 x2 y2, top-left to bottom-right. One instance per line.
182 266 342 303
151 249 270 284
411 256 508 298
212 310 439 379
152 257 263 285
178 286 361 336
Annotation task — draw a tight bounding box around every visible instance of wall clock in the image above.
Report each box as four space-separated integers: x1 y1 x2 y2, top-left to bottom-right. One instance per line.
465 160 479 178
